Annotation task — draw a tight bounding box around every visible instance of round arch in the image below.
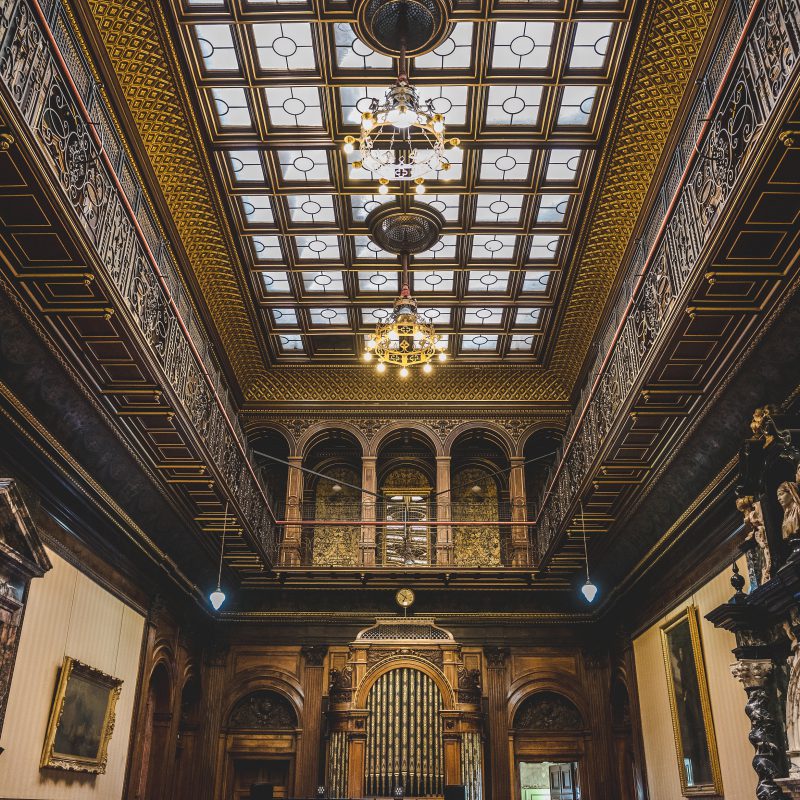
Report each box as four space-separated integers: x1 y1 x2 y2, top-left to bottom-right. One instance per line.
298 421 369 460
354 657 456 709
444 421 515 459
220 667 305 725
507 674 590 729
369 421 444 458
516 423 565 459
245 421 295 455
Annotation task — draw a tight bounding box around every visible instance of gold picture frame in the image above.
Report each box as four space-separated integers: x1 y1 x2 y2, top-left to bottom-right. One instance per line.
40 656 123 773
660 606 723 797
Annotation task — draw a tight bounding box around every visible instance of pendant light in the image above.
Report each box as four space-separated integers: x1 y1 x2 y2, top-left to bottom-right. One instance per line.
210 501 228 611
580 501 598 603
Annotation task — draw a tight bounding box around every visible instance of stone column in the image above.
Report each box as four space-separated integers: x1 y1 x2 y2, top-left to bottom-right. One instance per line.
280 456 304 566
509 457 529 566
485 647 511 800
297 646 327 796
436 456 452 565
361 456 377 566
731 659 788 800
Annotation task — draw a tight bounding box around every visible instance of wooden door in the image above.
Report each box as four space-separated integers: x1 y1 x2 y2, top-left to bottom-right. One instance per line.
549 764 577 800
232 759 290 800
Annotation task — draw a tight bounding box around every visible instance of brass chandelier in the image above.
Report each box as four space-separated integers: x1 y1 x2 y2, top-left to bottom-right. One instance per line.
343 61 461 196
363 203 447 377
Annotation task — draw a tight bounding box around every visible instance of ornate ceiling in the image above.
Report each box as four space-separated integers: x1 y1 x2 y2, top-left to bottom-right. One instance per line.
77 0 717 404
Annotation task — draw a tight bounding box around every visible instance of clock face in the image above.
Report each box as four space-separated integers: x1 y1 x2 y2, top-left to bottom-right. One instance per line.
396 588 415 608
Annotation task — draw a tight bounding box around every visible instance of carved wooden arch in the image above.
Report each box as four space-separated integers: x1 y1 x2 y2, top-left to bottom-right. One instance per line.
510 688 587 733
148 640 178 708
507 673 590 730
220 666 305 727
515 422 566 459
443 421 515 460
245 422 295 457
354 656 456 710
369 421 444 458
297 421 369 460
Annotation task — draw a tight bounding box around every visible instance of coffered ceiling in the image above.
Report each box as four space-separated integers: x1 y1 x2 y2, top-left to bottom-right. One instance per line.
78 0 718 403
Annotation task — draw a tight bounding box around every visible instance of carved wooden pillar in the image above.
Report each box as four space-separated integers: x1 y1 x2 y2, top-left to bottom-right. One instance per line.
0 479 51 746
441 711 463 785
298 645 327 796
347 711 369 798
485 646 511 800
361 456 377 566
196 636 230 800
509 457 529 566
436 456 452 565
280 456 304 566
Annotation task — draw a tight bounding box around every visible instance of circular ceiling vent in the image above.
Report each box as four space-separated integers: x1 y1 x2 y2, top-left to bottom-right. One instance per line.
366 202 445 255
354 0 452 58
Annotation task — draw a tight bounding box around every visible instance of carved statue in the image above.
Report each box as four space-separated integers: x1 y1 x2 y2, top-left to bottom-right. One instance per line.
737 496 770 586
778 470 800 541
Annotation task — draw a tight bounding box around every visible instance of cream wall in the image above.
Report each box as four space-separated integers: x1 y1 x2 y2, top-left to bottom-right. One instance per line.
633 559 753 800
0 547 145 800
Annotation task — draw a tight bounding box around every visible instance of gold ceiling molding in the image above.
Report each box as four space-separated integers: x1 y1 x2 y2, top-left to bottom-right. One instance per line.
79 0 266 393
550 0 717 386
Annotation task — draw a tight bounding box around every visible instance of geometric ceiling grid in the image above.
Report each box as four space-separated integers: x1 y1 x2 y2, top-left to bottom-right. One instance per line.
172 0 635 365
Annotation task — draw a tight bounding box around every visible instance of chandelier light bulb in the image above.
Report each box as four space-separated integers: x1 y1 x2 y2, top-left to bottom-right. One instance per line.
209 589 226 611
423 363 433 374
376 362 386 374
363 351 373 361
449 137 461 154
361 113 375 131
399 366 409 378
438 351 447 362
415 182 426 195
387 104 416 129
432 115 445 134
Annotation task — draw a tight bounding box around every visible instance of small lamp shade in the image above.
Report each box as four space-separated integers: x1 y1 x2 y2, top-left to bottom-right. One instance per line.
581 579 598 603
209 589 226 610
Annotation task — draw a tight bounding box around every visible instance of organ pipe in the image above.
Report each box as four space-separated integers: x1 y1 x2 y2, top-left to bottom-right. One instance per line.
364 668 444 796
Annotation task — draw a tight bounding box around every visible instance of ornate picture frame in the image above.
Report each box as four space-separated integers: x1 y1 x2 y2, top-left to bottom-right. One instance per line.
40 656 123 773
660 605 723 797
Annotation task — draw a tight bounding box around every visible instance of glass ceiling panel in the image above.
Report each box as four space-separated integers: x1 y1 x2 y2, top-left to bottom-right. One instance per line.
557 86 597 126
359 271 399 293
228 150 265 183
334 23 392 69
509 334 535 352
461 333 499 352
514 306 542 326
491 21 555 70
545 149 583 182
471 236 517 262
340 86 380 125
271 308 299 326
351 194 394 222
240 195 274 224
264 86 324 128
211 87 252 128
252 235 283 261
253 23 316 71
522 270 552 292
309 307 349 325
529 235 562 260
362 307 392 324
415 235 458 261
413 270 454 293
414 23 474 70
468 269 511 291
480 149 533 181
277 149 330 182
418 195 460 222
279 334 305 352
302 271 345 292
486 85 543 126
354 235 394 261
295 234 340 260
536 194 571 224
464 307 503 325
194 25 239 72
261 271 291 293
475 194 524 224
418 86 469 126
286 194 336 223
420 307 451 324
569 22 614 70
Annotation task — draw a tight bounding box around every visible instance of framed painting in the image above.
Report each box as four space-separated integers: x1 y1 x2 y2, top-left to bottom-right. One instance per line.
660 606 723 797
40 656 123 773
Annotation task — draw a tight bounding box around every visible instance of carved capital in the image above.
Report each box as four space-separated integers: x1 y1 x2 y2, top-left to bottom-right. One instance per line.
485 646 509 669
731 658 774 689
301 645 327 667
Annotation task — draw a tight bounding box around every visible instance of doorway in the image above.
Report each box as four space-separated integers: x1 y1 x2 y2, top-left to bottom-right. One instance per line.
519 761 581 800
232 759 290 800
